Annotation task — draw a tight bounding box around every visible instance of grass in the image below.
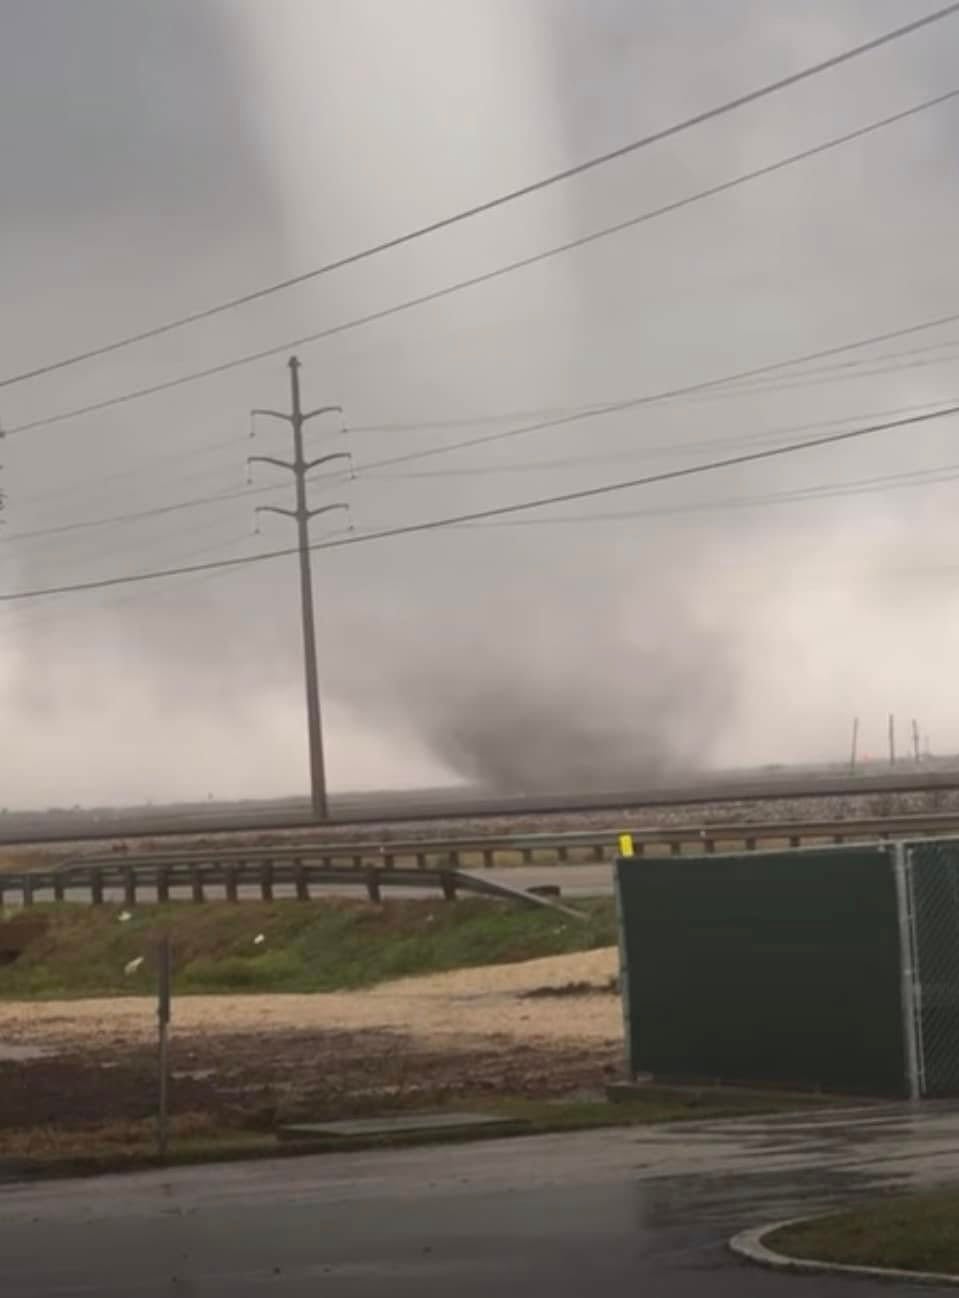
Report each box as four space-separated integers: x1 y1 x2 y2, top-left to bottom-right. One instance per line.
768 1189 959 1275
0 897 615 998
0 1088 830 1180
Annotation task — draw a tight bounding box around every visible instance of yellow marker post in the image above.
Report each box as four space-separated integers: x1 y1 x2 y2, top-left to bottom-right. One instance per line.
618 832 634 858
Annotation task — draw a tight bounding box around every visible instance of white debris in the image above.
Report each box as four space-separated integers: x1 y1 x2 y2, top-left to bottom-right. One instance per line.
124 956 144 976
253 933 266 945
117 911 132 923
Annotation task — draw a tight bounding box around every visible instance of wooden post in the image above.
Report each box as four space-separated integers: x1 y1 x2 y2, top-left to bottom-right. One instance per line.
745 837 757 852
521 848 534 864
416 852 427 870
670 842 682 857
483 848 495 869
22 877 34 907
440 872 457 902
90 868 104 906
557 845 569 863
789 835 801 849
225 866 239 903
592 844 605 862
260 862 274 902
123 867 136 909
156 866 170 904
191 867 204 904
365 869 382 903
294 862 309 902
53 876 65 903
156 936 172 1160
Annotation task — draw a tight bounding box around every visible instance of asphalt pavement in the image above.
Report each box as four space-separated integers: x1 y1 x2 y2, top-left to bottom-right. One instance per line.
2 1101 959 1295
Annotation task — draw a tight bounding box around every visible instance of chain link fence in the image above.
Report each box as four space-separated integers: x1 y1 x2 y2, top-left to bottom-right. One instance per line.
905 840 959 1096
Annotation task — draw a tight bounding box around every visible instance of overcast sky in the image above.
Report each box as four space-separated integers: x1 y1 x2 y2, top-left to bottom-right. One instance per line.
1 0 958 807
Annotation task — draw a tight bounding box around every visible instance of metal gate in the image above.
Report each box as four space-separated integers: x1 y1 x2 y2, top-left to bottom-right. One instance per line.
898 839 959 1098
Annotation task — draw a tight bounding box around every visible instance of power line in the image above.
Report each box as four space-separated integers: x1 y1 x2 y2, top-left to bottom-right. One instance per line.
8 451 958 632
2 402 956 604
8 83 959 440
4 5 957 393
4 389 957 554
450 461 959 529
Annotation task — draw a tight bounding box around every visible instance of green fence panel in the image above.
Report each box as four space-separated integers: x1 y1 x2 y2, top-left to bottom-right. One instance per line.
616 847 907 1096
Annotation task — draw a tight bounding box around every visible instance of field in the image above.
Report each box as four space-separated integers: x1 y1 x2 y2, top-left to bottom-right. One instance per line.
0 898 632 1165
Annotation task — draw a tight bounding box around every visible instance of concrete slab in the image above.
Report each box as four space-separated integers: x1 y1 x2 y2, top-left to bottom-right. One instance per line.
278 1111 526 1141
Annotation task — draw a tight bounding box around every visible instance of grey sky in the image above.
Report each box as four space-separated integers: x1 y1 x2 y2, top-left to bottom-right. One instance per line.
1 0 958 805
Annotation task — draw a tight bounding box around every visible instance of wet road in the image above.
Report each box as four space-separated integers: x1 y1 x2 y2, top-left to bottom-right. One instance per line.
2 1102 959 1295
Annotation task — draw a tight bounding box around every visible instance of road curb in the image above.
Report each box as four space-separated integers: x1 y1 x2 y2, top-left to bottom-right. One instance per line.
730 1217 959 1288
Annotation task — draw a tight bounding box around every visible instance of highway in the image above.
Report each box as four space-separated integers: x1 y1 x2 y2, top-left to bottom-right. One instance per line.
3 765 959 847
1 1101 956 1295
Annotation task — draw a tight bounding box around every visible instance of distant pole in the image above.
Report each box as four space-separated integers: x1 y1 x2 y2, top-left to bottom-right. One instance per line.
156 935 172 1160
849 716 860 774
889 713 896 768
912 719 921 766
249 358 350 820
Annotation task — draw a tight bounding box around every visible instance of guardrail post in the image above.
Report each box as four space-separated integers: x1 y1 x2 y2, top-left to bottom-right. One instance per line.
382 853 395 870
593 844 605 862
156 866 170 904
90 868 104 905
416 852 427 870
440 872 457 902
225 865 239 903
483 848 495 869
833 834 844 845
521 848 534 864
294 862 309 902
123 867 136 909
191 867 205 904
557 845 569 863
670 842 682 857
22 877 34 907
365 869 382 903
53 876 64 903
703 838 715 854
745 837 757 851
789 835 801 848
260 862 274 901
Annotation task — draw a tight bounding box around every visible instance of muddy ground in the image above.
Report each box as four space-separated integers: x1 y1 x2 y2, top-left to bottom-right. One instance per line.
0 1028 621 1133
0 949 622 1137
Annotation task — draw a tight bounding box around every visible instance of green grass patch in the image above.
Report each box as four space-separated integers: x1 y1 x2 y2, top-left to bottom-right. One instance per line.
768 1189 959 1275
0 897 615 999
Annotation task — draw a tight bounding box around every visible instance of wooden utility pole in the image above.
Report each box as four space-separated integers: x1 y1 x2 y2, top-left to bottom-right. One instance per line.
249 358 350 819
912 718 921 765
849 716 860 774
888 713 896 768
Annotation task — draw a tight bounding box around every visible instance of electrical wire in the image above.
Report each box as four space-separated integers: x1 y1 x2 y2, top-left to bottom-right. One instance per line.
2 401 956 603
3 5 957 392
8 83 959 439
4 391 957 553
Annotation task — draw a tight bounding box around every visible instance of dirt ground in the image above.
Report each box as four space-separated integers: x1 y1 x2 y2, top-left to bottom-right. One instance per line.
0 948 623 1133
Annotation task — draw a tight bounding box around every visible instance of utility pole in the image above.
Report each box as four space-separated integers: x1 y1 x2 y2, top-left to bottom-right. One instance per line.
912 718 921 766
888 713 896 768
249 357 349 819
849 716 860 774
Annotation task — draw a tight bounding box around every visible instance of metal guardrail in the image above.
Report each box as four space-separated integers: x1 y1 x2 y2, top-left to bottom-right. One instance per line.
5 809 959 907
0 861 584 914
